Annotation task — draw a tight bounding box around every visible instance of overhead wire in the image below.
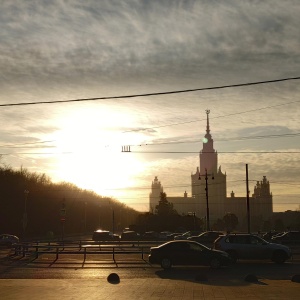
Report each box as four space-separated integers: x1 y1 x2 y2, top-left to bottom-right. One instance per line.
122 99 300 133
0 76 299 107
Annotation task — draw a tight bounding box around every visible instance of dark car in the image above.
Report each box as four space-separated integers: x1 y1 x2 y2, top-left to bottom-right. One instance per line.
271 231 300 245
174 231 202 240
142 231 160 241
120 231 140 241
149 240 232 269
262 231 281 241
188 231 224 247
214 233 292 263
92 230 119 241
0 234 19 247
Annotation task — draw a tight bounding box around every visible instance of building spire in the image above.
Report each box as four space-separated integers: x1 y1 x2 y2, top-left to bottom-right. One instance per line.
205 109 210 136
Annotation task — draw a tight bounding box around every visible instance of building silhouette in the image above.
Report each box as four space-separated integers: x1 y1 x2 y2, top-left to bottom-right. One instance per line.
149 110 273 230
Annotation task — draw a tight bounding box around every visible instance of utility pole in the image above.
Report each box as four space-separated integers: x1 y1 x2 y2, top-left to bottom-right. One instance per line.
199 168 214 231
246 164 250 233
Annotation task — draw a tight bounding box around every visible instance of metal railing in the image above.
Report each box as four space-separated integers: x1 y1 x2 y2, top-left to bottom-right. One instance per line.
12 240 163 261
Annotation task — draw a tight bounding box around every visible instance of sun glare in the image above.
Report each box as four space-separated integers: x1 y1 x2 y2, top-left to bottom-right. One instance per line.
52 106 147 199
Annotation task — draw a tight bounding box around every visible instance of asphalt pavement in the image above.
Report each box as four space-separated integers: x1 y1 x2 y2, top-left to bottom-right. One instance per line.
1 277 300 300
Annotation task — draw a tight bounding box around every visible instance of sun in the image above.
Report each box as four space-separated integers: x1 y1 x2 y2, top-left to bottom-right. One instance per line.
51 105 146 198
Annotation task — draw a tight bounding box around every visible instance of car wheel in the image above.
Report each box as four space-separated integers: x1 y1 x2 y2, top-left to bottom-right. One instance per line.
161 258 172 269
272 250 287 264
226 250 238 263
210 257 221 269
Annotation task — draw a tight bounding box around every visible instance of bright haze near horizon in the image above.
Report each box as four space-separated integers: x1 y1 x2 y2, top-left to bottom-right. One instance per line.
0 0 299 213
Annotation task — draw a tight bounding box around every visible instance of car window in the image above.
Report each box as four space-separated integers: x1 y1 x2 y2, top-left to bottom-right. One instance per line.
249 236 262 244
189 243 204 252
228 235 248 244
169 242 189 251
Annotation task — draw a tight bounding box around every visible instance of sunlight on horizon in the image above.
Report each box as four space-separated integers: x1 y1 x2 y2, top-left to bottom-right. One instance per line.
50 106 148 199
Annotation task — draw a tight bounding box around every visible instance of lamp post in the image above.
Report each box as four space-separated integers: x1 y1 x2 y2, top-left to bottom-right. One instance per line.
246 164 250 233
98 204 101 228
23 190 29 236
109 201 115 234
188 212 196 230
60 199 66 243
84 202 87 233
198 168 214 231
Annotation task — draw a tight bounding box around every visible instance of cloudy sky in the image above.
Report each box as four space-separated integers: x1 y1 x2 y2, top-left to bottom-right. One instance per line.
0 0 299 213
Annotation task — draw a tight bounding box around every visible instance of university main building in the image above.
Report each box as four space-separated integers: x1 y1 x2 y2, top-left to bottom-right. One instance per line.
149 110 273 229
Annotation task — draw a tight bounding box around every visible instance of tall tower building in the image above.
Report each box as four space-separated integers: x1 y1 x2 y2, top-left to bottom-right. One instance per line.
191 110 227 224
149 110 273 230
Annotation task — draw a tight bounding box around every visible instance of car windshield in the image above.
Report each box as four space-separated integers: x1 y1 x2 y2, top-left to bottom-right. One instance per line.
189 242 206 252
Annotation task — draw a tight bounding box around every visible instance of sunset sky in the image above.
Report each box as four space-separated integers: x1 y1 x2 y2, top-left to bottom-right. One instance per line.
0 0 299 213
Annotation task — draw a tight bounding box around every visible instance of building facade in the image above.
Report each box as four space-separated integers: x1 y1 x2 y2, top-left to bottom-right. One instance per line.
149 110 273 229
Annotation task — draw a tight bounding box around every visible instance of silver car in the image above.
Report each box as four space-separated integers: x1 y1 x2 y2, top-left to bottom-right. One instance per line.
214 233 292 264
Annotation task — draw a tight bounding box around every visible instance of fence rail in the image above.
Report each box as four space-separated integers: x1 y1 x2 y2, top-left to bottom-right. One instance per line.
12 240 162 261
12 240 300 262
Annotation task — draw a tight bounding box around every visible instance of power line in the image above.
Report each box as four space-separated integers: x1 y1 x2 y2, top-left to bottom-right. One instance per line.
1 129 299 151
130 132 300 147
1 150 299 156
0 140 55 148
126 151 300 154
0 76 299 107
122 99 300 133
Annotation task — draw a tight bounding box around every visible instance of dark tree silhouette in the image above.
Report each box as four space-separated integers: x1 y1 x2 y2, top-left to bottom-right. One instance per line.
155 192 177 216
223 212 238 232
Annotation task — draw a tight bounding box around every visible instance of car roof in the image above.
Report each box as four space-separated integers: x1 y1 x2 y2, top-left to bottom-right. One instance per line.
161 240 207 246
93 230 110 233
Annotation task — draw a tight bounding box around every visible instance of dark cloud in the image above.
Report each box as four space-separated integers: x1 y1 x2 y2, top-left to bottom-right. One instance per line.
0 0 299 90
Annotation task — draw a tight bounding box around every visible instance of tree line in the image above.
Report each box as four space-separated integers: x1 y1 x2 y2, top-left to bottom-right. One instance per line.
0 165 138 239
1 165 298 240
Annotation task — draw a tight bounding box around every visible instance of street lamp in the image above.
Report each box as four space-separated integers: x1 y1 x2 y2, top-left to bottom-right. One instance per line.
23 190 29 236
188 212 196 230
198 168 214 231
109 200 115 234
84 202 87 233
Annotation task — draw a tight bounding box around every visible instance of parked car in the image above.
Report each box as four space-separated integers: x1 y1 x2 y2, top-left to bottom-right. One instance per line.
0 234 19 247
271 231 300 245
173 231 202 240
92 230 119 241
262 231 281 241
188 231 224 247
214 233 292 264
142 231 160 241
158 231 173 240
149 240 232 269
120 231 140 241
166 233 182 240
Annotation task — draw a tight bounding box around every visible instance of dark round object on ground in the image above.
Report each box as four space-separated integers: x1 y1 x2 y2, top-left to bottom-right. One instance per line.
107 273 120 284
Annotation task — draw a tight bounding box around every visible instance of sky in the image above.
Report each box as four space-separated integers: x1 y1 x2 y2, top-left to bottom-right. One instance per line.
0 0 299 213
